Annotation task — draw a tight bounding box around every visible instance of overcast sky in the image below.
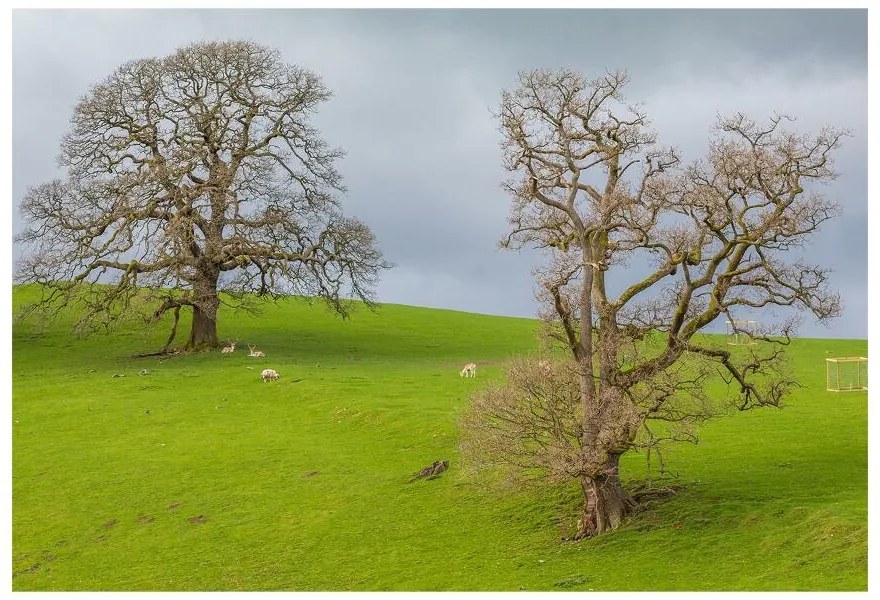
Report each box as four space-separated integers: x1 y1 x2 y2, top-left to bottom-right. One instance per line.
11 9 868 338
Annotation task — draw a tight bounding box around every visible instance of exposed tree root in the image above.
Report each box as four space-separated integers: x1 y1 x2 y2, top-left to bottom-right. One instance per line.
630 484 681 505
131 350 176 359
562 483 683 541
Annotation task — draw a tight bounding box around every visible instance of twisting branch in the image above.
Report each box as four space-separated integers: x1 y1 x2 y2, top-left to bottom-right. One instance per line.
15 41 391 349
465 67 847 538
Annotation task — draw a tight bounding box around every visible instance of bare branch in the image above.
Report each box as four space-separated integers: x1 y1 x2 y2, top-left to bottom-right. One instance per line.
16 40 391 348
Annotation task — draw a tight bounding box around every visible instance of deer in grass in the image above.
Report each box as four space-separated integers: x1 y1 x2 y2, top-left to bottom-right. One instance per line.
261 368 280 382
460 362 477 378
248 345 265 358
221 341 236 354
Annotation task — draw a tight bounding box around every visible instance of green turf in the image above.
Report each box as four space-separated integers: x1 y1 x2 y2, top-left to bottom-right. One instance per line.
11 285 867 590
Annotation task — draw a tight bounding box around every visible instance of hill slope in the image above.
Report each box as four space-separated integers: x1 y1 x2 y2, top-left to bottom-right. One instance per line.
11 286 867 590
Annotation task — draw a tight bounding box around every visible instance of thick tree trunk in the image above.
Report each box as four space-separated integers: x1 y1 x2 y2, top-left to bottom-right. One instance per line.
575 453 634 539
185 273 220 350
187 305 218 349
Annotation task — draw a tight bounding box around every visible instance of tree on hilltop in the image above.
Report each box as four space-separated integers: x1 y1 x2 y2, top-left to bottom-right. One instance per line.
16 40 389 350
462 69 844 539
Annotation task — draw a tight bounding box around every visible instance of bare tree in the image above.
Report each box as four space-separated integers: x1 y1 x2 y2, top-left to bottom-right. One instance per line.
16 41 389 350
463 69 844 539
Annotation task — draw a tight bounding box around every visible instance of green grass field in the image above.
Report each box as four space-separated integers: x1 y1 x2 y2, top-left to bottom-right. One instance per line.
11 285 867 591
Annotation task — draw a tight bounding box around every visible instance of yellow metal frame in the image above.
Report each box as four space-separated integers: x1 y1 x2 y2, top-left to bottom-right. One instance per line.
825 356 868 392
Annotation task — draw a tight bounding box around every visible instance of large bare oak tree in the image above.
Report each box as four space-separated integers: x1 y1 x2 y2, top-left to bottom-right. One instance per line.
16 41 388 350
462 69 844 539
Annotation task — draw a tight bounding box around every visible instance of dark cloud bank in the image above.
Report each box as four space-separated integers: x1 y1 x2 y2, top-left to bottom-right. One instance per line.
11 9 868 338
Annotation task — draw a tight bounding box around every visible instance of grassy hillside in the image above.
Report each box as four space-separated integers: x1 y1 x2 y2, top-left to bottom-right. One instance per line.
11 285 867 590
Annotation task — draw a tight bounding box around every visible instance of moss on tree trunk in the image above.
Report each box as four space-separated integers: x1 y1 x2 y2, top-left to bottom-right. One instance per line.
185 274 220 350
576 453 635 538
186 305 218 350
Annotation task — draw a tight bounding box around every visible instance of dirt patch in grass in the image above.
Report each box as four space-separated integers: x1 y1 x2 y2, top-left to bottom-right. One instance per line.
188 515 208 524
20 563 41 575
137 514 155 524
554 575 592 588
167 502 181 511
103 519 118 529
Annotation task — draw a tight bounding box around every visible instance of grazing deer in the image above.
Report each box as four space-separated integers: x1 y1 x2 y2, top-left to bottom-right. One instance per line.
221 341 236 354
261 368 280 382
460 362 477 378
248 345 265 358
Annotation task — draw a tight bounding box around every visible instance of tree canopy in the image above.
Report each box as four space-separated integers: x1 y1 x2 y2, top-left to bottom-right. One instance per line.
462 69 845 538
16 40 388 349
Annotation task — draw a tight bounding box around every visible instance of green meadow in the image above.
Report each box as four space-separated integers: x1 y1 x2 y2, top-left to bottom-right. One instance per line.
11 285 867 591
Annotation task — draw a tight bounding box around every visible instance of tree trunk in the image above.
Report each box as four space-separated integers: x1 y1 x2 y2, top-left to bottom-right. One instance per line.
575 453 634 539
187 305 218 349
185 273 220 350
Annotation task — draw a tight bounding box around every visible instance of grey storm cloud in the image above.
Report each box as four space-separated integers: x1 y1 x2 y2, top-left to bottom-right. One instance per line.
11 9 868 338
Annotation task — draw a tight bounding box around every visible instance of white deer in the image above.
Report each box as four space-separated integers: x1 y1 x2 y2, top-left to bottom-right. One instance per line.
261 368 280 382
460 362 477 378
221 341 236 354
248 345 265 358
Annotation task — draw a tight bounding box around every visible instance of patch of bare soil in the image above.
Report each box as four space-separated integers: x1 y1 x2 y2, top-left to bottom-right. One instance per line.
21 563 41 575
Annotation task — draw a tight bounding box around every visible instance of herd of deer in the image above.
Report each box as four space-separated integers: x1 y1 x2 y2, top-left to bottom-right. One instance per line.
221 340 478 383
220 342 265 357
219 342 278 381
